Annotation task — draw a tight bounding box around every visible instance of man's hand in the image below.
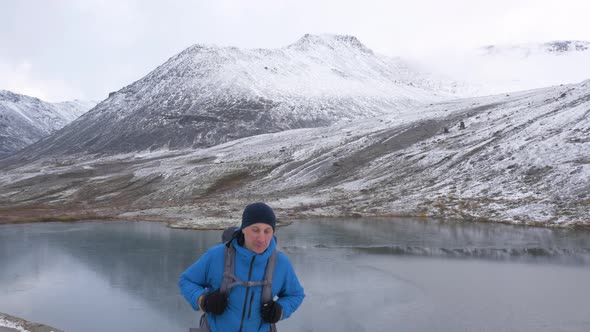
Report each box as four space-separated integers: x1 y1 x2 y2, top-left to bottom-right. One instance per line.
199 289 228 315
261 301 282 323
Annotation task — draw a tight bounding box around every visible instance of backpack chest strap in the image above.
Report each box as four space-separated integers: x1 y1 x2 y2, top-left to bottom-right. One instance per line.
223 272 270 288
220 244 278 305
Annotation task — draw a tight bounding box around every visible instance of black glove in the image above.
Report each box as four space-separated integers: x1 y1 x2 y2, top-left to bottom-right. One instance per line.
261 301 282 323
201 289 228 315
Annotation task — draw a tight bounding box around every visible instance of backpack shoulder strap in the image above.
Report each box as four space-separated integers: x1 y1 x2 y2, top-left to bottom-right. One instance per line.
261 249 278 304
263 249 279 332
220 245 235 295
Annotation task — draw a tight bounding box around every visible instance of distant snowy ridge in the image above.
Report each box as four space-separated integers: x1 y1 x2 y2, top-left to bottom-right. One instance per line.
12 34 455 158
53 99 98 122
480 40 590 56
411 40 590 97
0 90 96 158
384 56 482 97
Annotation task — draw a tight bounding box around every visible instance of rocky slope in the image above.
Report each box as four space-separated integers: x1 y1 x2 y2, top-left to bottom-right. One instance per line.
1 80 588 228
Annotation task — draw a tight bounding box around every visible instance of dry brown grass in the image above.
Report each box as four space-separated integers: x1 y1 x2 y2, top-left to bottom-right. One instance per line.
0 206 111 224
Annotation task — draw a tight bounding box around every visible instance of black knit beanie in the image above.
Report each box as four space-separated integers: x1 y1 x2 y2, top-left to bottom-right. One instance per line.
241 202 276 231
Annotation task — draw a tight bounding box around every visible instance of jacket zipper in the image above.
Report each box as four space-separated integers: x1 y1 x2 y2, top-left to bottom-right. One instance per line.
247 292 255 319
238 256 256 332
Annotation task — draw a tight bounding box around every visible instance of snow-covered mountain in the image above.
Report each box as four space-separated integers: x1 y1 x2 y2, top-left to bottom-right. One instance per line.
0 90 96 158
1 79 588 227
12 34 453 158
1 35 589 228
409 40 590 97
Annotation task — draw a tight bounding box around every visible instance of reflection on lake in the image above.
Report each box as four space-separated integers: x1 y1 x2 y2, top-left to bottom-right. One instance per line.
1 218 589 332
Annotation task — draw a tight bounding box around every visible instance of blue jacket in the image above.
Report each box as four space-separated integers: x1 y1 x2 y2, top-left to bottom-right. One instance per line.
179 237 305 332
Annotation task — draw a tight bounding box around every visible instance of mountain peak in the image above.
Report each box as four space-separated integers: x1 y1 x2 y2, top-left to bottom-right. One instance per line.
9 32 443 157
172 43 239 61
0 89 40 103
287 34 373 54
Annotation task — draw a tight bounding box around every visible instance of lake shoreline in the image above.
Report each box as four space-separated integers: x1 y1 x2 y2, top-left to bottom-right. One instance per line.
0 205 588 230
0 312 63 332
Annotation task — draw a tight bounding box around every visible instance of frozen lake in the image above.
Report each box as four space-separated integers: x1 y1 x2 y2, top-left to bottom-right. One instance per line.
1 218 590 331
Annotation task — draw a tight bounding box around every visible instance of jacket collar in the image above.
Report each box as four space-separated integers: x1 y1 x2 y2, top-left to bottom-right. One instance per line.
233 236 276 265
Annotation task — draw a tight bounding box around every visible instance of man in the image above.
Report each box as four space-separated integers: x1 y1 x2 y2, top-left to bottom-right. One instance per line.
179 202 305 332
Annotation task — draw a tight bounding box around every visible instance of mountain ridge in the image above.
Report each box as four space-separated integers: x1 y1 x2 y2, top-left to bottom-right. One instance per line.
7 34 448 159
0 90 96 158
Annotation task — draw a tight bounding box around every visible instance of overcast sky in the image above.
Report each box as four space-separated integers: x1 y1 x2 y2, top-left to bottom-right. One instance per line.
2 0 590 102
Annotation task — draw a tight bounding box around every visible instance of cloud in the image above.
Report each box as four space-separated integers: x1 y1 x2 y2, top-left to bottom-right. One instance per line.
2 0 590 101
498 1 590 43
0 59 83 102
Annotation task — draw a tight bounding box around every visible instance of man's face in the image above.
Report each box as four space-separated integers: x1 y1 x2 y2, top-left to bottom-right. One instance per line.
242 223 274 254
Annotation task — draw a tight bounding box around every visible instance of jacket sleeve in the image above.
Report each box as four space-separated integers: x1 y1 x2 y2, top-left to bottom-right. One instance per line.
276 254 305 320
178 249 212 311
